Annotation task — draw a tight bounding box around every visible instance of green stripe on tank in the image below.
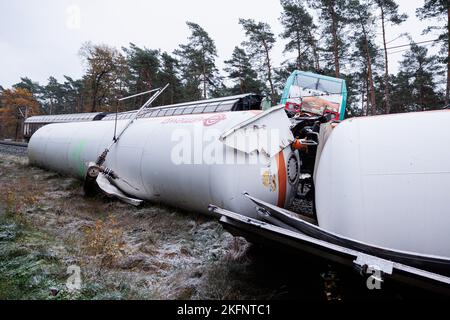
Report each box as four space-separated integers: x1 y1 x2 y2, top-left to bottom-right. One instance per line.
69 139 88 177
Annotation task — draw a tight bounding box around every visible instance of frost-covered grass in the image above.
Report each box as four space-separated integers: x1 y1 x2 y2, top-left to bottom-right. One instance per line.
0 153 291 300
2 152 396 300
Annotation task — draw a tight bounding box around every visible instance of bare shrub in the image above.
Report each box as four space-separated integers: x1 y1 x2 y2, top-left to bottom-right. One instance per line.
83 216 126 266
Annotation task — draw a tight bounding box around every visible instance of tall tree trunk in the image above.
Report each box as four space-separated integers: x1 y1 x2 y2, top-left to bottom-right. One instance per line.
239 65 245 93
91 85 98 113
15 114 20 141
329 3 340 77
308 31 320 71
361 81 366 115
296 30 302 70
365 77 370 116
202 63 207 99
446 6 450 106
202 46 207 99
420 82 425 111
79 92 84 113
381 6 391 114
360 18 377 115
364 38 377 115
262 40 275 104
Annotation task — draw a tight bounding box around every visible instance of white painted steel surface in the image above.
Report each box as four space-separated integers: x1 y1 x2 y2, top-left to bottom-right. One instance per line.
28 108 298 217
315 110 450 257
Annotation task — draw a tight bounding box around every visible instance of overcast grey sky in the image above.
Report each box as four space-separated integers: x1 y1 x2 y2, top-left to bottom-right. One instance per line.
0 0 442 89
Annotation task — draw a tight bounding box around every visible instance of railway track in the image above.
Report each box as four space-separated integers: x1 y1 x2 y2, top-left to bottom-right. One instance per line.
0 140 28 156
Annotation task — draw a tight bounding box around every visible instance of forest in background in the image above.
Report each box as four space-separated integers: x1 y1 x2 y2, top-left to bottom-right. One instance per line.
0 0 448 139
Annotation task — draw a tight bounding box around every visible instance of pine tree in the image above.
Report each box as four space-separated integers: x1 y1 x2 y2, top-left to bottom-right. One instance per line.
307 0 348 77
12 77 84 114
224 46 263 95
158 52 183 105
347 0 378 115
341 72 362 117
43 76 65 114
395 42 442 112
416 0 449 106
175 22 220 100
390 72 413 113
349 35 382 116
374 0 407 114
61 76 84 113
274 62 297 96
13 77 43 101
279 0 320 71
122 43 160 107
239 18 277 103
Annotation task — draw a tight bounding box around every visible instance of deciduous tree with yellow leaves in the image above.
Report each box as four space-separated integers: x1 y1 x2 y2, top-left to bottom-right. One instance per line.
0 88 40 139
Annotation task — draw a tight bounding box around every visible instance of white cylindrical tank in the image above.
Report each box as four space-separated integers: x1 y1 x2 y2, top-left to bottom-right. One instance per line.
28 110 299 217
315 110 450 257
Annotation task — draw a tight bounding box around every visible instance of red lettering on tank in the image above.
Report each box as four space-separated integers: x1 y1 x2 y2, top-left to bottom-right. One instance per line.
203 114 226 126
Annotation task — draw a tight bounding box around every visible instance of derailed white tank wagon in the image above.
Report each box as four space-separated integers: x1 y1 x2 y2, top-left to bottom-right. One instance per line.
314 111 450 258
28 94 299 218
214 108 450 293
